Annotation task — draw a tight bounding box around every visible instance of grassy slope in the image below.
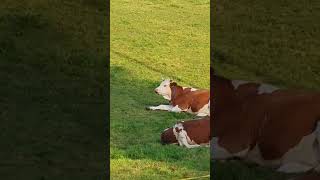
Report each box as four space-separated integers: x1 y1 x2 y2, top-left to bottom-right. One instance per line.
0 1 107 179
212 0 320 179
110 0 210 179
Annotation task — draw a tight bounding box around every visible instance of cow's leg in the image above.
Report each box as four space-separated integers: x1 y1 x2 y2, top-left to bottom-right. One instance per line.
146 104 173 111
277 163 313 173
179 136 200 148
175 130 200 148
196 102 210 117
170 105 183 113
196 113 208 117
184 143 201 148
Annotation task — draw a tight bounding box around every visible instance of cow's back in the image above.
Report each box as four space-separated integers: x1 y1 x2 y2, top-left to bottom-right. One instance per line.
244 90 320 160
171 89 210 112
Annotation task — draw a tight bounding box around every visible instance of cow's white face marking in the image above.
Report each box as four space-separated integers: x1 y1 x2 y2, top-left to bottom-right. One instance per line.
173 123 200 148
231 80 249 90
155 79 172 100
258 84 279 94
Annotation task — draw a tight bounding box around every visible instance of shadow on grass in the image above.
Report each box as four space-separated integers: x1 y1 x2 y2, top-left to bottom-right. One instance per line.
0 5 107 179
211 160 302 180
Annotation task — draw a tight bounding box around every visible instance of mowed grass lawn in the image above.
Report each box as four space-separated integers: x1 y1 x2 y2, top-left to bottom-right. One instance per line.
110 0 210 179
212 0 320 179
1 1 107 179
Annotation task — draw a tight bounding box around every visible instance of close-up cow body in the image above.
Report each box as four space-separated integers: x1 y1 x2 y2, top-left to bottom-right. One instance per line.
211 74 320 173
147 79 210 116
161 116 211 148
290 173 320 180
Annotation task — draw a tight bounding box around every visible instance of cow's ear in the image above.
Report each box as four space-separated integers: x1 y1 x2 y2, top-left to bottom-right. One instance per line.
170 82 177 87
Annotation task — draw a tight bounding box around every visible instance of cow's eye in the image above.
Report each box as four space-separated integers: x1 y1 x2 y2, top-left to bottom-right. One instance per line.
164 85 167 87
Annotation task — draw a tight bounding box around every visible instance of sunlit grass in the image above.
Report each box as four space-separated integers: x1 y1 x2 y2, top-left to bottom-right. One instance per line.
110 0 210 179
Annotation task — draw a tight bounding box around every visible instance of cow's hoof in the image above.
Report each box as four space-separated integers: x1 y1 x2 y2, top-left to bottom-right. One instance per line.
146 106 155 110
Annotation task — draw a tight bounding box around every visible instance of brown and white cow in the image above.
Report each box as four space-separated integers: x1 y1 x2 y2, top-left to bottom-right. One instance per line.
211 74 320 173
161 116 210 148
147 79 210 116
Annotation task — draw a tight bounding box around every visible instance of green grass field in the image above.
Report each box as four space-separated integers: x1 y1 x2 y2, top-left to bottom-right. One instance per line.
0 1 107 179
110 0 210 179
212 0 320 179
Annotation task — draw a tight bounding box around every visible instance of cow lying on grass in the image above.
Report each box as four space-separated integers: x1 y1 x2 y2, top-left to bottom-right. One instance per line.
146 79 210 116
161 116 210 148
211 74 320 173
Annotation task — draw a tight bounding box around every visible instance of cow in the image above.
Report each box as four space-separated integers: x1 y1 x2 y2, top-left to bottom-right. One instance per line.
161 116 210 148
211 73 320 173
146 79 210 116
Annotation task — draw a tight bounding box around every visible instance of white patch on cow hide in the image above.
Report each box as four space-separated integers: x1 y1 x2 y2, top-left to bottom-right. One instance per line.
234 148 249 158
279 131 319 173
257 84 279 94
246 145 281 167
231 80 249 90
314 121 320 163
196 101 210 116
277 163 314 173
182 87 197 91
211 137 233 159
211 137 252 160
171 105 183 113
148 104 173 111
245 131 319 173
173 123 200 148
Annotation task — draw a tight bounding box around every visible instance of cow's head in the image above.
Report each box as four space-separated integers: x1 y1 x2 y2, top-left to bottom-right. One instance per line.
160 127 177 145
154 79 177 100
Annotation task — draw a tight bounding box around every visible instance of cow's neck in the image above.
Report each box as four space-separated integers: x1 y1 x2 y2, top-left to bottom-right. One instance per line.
170 85 184 100
211 76 245 136
212 75 240 110
212 75 259 153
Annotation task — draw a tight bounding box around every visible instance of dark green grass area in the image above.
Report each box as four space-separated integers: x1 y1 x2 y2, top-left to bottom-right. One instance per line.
0 1 107 179
212 0 320 179
212 161 296 180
